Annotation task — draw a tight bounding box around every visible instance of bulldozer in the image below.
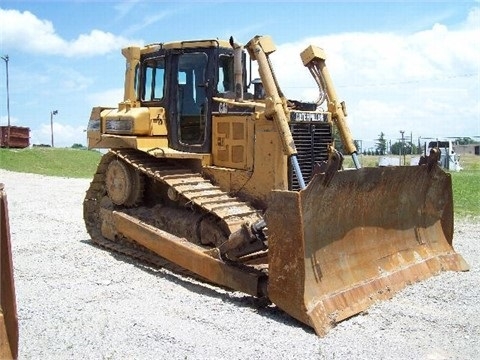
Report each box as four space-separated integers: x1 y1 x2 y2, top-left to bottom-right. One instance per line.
1 184 19 359
84 35 469 336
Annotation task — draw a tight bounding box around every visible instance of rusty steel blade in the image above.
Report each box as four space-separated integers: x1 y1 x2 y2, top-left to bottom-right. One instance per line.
266 165 469 336
1 184 19 359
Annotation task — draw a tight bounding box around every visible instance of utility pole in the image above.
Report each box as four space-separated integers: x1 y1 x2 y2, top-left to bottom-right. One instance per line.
400 130 405 165
50 110 58 147
1 55 10 148
410 132 413 154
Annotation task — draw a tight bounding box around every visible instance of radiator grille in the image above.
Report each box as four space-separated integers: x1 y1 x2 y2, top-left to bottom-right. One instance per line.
289 122 333 191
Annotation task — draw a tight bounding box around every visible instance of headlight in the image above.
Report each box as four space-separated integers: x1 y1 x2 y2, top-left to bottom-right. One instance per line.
106 119 133 134
87 119 100 131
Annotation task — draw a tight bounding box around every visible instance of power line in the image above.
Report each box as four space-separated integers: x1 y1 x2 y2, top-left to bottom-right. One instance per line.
283 72 479 90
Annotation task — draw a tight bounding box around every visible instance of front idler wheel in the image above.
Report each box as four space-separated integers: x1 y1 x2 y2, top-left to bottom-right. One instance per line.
105 159 144 206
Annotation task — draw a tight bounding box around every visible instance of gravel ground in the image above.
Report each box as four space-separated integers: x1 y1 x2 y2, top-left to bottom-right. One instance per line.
1 169 479 360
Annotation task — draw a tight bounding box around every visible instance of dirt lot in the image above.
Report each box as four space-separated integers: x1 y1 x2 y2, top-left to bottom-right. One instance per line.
1 169 479 359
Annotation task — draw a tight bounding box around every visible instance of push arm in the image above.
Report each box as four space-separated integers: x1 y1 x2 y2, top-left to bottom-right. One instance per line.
245 36 306 188
301 45 361 169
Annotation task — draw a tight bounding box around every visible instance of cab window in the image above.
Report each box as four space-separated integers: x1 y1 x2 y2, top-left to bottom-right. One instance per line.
217 55 234 94
141 57 165 101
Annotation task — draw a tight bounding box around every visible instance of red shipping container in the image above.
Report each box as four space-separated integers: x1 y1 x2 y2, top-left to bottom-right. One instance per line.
0 126 30 148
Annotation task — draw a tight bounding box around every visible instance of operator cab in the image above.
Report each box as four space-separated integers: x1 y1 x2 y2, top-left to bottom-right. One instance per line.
138 40 241 153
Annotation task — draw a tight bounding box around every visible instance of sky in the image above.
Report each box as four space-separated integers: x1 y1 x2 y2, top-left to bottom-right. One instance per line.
0 0 479 150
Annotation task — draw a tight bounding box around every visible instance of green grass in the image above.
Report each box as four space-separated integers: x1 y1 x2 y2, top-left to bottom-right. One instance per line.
0 147 102 178
450 154 480 218
344 154 479 219
451 170 480 218
0 148 478 219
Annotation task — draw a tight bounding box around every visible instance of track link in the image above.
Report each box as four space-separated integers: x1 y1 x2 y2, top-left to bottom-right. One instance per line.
111 149 262 234
83 149 264 273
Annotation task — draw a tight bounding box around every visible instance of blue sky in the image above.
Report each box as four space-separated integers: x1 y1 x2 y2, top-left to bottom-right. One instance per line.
0 0 479 149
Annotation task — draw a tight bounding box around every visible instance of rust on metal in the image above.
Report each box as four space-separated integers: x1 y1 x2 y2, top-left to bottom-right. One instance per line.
110 210 266 297
266 165 469 336
84 151 469 337
0 184 19 359
0 126 30 149
82 35 471 337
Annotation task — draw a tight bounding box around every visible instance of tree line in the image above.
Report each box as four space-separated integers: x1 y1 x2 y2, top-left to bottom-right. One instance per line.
372 134 477 156
333 130 476 156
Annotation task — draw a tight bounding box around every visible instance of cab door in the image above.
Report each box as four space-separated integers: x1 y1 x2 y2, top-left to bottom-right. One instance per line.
168 51 213 153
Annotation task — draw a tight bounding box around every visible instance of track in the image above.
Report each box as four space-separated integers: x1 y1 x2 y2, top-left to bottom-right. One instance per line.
83 149 266 273
110 149 262 234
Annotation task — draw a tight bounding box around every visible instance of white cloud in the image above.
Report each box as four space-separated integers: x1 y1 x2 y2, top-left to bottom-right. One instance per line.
67 29 137 57
464 6 480 29
31 121 87 147
0 115 19 126
268 9 480 145
0 8 141 57
279 24 477 88
114 0 141 21
4 5 477 149
87 88 124 108
124 11 174 36
46 66 94 93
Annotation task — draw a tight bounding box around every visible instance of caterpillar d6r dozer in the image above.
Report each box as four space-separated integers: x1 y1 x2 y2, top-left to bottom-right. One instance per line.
1 184 19 359
84 35 469 335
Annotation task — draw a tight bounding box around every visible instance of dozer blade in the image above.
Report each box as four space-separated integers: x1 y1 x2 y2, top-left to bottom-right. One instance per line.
266 165 469 336
1 184 18 359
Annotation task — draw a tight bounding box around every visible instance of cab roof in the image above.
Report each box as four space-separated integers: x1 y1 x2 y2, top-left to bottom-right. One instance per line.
139 39 232 55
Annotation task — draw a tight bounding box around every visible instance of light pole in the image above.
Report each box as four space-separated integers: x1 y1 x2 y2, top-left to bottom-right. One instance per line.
400 130 405 165
50 110 58 147
1 55 10 148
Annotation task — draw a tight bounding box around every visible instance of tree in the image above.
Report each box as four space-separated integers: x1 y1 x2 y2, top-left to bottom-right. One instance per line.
391 141 418 155
354 140 362 154
332 128 363 155
332 128 346 154
390 141 404 155
417 138 424 155
455 137 475 145
71 143 87 150
410 142 418 155
375 132 387 155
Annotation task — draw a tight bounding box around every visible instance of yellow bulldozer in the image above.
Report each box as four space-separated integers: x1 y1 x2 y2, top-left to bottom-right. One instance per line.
1 184 19 359
84 35 469 335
